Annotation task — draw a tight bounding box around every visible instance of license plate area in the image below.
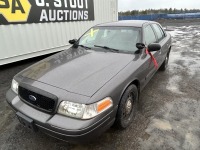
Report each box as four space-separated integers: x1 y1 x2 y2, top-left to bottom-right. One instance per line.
16 112 38 132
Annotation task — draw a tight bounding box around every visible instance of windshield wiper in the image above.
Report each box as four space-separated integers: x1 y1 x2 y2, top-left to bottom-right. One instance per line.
94 45 119 52
76 44 91 50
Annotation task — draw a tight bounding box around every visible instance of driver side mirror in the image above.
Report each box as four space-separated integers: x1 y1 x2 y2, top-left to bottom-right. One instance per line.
69 39 77 45
148 43 161 52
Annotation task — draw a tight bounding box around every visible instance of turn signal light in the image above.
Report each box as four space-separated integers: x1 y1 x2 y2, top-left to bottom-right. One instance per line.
97 98 113 113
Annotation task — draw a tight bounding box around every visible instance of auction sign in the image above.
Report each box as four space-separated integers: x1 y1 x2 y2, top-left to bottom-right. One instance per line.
0 0 94 25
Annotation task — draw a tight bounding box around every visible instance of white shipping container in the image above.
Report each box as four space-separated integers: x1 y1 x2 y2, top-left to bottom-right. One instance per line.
0 0 118 65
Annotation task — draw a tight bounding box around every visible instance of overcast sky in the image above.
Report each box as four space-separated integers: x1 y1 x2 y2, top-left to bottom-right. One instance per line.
118 0 200 11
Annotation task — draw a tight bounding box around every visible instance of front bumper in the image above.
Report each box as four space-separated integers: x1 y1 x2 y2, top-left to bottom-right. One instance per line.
6 89 117 143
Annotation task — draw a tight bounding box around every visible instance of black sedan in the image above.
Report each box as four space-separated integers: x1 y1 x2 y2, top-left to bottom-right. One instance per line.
6 20 171 143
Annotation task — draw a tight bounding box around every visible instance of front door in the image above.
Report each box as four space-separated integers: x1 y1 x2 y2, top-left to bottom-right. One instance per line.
143 24 160 83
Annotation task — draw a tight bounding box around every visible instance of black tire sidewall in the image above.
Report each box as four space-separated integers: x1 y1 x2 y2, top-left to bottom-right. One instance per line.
116 84 138 129
159 53 169 71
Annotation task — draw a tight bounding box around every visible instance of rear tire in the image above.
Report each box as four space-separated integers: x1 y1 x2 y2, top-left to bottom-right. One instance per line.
159 52 170 71
115 84 138 129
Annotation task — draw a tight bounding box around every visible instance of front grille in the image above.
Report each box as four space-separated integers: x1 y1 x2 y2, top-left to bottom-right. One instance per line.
18 86 57 113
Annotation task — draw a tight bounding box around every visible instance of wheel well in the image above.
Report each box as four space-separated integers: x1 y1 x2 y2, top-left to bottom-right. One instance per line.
121 80 140 100
131 80 140 97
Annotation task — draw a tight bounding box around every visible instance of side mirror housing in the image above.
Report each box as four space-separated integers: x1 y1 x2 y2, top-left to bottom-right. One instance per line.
148 43 161 52
69 39 77 45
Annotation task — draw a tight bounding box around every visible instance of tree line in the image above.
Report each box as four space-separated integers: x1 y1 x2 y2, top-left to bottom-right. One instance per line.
119 8 200 16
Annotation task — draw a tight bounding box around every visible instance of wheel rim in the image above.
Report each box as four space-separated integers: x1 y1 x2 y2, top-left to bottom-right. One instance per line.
165 55 169 68
122 92 134 122
126 99 132 115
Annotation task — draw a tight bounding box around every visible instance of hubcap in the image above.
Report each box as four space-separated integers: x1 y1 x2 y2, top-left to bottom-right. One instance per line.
121 91 136 125
126 99 132 115
165 56 169 68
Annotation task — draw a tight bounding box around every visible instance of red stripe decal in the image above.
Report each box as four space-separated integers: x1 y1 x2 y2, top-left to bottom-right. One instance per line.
146 48 158 69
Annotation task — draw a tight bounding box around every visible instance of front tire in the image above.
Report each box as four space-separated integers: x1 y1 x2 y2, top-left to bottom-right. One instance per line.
115 84 138 129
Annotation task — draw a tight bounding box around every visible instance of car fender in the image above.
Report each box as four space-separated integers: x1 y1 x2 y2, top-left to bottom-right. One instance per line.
119 78 141 103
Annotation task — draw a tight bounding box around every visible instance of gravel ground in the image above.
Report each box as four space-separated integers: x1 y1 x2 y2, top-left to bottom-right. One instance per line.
0 20 200 150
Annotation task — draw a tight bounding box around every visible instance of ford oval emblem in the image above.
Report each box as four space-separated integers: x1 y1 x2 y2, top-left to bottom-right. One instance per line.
29 95 37 101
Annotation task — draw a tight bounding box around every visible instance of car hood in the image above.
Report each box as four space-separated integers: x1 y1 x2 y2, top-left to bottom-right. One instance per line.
19 48 134 97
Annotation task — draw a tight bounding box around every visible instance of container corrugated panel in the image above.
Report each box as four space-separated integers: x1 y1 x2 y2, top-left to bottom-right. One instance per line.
0 0 118 65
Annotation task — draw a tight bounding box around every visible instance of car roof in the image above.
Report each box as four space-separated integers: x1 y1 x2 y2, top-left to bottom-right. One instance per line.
97 20 157 28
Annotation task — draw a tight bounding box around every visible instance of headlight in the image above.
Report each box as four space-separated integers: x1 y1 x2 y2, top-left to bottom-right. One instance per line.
11 79 19 94
58 97 113 119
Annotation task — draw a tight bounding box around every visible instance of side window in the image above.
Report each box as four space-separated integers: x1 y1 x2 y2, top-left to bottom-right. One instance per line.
144 25 157 45
152 24 164 41
157 24 166 37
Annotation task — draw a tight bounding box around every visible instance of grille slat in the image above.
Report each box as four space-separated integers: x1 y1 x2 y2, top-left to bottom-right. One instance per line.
18 86 56 113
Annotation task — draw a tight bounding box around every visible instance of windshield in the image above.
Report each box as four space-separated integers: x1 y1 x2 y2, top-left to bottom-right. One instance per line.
78 26 141 52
